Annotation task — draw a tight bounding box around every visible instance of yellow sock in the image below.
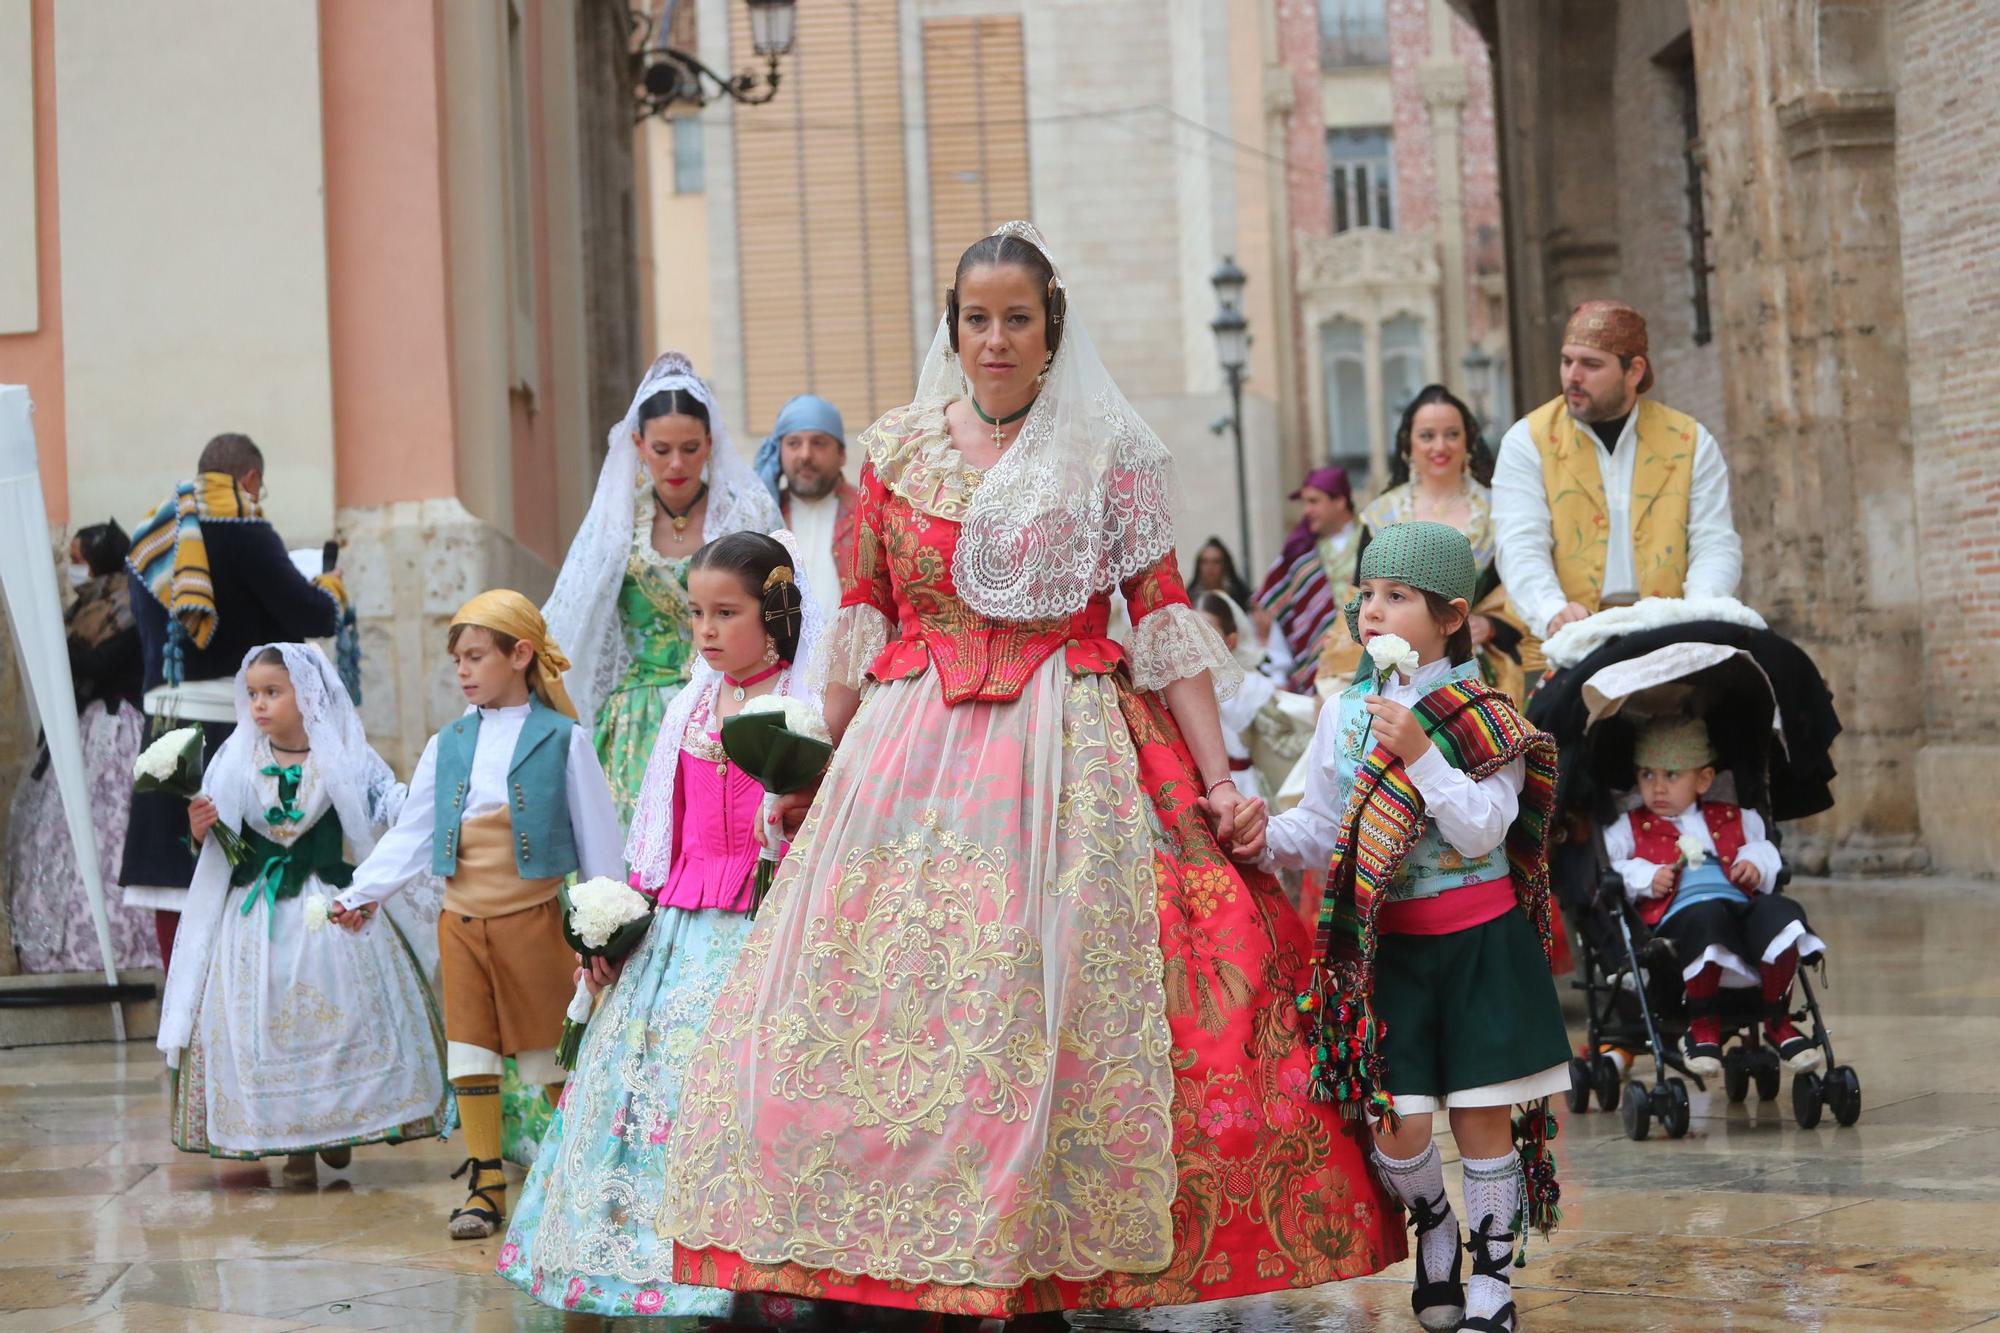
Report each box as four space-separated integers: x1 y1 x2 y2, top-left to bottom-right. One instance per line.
452 1075 506 1213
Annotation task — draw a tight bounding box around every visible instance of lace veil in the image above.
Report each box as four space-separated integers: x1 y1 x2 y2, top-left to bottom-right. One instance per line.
625 529 827 889
158 643 442 1063
544 353 783 727
913 221 1179 622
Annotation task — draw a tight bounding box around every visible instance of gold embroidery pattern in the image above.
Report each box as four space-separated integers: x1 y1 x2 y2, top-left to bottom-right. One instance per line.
659 669 1176 1286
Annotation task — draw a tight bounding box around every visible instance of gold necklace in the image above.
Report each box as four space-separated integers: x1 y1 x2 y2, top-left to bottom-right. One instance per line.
656 483 708 536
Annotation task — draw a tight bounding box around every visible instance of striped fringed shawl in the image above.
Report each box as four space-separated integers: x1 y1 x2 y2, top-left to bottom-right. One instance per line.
127 473 259 678
1296 677 1558 1124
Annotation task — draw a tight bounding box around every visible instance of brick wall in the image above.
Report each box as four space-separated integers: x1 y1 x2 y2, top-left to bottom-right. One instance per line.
1897 0 2000 744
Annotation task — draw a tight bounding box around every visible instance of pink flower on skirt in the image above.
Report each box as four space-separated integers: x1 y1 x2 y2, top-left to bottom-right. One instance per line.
565 1276 586 1309
496 1242 519 1270
634 1289 666 1314
531 1272 543 1296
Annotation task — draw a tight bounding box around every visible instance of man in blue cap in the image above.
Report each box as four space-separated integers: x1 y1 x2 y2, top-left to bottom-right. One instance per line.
754 394 855 616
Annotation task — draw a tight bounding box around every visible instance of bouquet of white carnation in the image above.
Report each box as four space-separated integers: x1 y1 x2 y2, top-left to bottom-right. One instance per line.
133 725 248 864
722 693 836 915
553 876 654 1068
1675 835 1707 869
739 692 831 743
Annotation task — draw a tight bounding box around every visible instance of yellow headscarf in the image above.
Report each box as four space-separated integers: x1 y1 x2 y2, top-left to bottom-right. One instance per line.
451 590 578 719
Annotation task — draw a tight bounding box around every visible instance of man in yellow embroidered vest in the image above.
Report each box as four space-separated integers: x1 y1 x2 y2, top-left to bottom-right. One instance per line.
1492 300 1742 648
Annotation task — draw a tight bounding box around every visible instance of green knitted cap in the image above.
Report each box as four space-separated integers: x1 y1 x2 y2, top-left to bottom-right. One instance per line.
1344 520 1478 640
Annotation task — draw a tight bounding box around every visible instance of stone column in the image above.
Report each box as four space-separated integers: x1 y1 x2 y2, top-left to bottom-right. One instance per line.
1421 4 1470 382
1689 0 1925 871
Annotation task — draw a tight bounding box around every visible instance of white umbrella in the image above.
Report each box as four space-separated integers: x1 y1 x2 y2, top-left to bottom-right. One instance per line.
0 385 124 1037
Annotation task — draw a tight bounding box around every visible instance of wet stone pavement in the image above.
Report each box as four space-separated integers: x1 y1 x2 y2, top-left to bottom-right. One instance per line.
1 876 1996 1332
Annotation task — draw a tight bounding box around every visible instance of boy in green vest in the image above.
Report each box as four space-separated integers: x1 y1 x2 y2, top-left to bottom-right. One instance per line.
334 591 624 1240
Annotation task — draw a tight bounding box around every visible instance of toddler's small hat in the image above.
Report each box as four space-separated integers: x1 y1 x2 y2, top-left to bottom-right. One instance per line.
1635 714 1715 772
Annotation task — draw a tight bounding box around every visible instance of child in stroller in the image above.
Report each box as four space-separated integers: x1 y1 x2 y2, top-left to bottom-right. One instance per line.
1603 715 1821 1078
1529 627 1860 1138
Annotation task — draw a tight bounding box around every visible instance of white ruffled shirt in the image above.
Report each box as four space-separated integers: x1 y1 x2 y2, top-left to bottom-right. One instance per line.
1603 802 1783 902
337 702 625 908
1259 657 1524 874
1492 405 1742 637
786 489 844 619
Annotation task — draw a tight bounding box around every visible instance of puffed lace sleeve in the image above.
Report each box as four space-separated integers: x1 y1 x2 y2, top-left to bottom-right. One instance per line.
1121 551 1244 698
811 462 897 691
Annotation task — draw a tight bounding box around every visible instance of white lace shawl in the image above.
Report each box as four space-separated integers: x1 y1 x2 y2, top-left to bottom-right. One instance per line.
624 530 828 889
910 221 1179 624
157 643 443 1063
543 352 783 728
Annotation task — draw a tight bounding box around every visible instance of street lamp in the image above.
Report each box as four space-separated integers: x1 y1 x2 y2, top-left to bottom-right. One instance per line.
1209 256 1254 579
631 0 798 120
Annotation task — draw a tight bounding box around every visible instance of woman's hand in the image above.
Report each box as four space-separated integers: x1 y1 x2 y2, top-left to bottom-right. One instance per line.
1363 697 1433 764
188 796 219 844
1468 614 1494 650
1196 780 1244 843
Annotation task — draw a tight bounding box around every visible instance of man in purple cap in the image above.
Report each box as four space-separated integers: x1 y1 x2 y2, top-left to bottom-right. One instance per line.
1252 465 1360 692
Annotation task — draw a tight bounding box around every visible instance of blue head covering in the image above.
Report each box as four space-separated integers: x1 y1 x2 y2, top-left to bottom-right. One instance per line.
753 394 847 501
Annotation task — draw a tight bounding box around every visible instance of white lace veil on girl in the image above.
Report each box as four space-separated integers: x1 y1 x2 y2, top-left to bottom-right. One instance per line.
625 529 826 889
157 643 443 1064
913 220 1180 622
543 352 783 727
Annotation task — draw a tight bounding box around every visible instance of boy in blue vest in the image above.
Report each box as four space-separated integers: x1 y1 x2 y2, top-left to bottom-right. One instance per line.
334 591 624 1240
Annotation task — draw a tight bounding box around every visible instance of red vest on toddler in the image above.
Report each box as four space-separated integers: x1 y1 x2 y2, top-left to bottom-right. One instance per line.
1625 802 1747 925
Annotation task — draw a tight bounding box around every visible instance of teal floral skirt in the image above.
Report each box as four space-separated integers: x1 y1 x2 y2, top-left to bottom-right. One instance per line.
496 906 753 1318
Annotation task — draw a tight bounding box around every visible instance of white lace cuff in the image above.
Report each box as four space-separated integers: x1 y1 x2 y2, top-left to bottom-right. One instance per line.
1127 603 1244 699
809 604 893 692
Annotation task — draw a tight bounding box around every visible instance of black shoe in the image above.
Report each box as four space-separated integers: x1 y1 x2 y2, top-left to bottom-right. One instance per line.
1456 1213 1517 1332
1408 1189 1465 1333
1680 1029 1723 1077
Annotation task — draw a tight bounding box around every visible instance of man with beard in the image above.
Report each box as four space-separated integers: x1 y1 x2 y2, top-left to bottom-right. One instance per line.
1492 300 1742 646
754 393 856 617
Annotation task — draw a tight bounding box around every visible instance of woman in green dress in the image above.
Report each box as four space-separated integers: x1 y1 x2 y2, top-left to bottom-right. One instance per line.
543 353 781 826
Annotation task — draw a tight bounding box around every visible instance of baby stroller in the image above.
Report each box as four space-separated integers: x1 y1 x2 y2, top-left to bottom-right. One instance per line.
1526 619 1856 1140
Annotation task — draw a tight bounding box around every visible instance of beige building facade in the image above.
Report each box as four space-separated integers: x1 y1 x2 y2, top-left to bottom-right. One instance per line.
1457 0 1997 876
640 0 1302 572
0 0 642 782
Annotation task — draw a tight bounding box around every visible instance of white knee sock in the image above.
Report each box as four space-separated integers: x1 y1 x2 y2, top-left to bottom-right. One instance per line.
1374 1142 1459 1282
1459 1150 1522 1322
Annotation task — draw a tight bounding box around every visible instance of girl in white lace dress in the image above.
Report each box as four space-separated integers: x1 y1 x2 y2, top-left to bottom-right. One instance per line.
157 643 447 1182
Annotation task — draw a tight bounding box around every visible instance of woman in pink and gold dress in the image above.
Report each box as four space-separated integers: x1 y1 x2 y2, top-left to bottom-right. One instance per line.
657 224 1403 1322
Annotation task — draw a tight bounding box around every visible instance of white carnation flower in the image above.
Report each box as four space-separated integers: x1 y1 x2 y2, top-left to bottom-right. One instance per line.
1676 834 1706 868
567 876 650 950
133 726 201 782
302 893 330 933
1365 633 1422 681
741 692 831 743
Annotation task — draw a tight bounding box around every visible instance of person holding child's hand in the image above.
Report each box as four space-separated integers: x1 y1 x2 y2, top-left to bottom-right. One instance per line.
1238 522 1570 1333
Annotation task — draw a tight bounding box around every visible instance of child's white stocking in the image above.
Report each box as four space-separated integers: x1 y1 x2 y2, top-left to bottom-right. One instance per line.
1460 1150 1522 1325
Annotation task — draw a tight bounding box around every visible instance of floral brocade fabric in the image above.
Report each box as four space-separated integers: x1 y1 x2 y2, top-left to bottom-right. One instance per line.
593 517 694 827
659 431 1403 1315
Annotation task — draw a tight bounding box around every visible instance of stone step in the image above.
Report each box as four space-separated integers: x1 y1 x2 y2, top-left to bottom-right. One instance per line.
0 969 163 1047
